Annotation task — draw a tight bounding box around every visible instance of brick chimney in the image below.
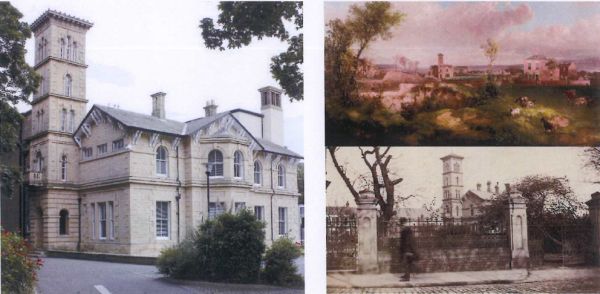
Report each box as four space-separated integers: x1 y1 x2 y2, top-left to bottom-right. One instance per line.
259 86 284 145
495 182 500 194
477 183 481 191
151 92 166 119
204 100 217 117
487 181 491 192
438 53 444 66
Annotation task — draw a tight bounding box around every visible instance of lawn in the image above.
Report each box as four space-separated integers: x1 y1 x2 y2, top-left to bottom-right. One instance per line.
325 83 600 146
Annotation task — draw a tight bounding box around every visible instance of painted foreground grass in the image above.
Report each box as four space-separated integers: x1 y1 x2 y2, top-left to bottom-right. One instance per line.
326 84 600 146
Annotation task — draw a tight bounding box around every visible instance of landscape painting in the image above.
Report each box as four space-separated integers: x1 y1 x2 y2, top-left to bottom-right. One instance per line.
325 2 600 146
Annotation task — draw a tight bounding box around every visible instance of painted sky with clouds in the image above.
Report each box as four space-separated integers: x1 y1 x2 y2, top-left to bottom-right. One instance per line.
13 0 303 155
325 2 600 66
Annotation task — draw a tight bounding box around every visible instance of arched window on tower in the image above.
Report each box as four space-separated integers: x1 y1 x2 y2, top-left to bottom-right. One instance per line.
64 74 72 97
59 209 69 235
455 206 459 216
156 146 168 176
66 36 71 59
456 176 459 185
69 110 75 132
253 160 262 185
60 38 66 58
208 150 223 177
42 38 48 59
35 151 44 173
444 163 449 172
233 151 243 179
470 204 474 216
72 42 78 61
60 155 67 181
454 163 460 172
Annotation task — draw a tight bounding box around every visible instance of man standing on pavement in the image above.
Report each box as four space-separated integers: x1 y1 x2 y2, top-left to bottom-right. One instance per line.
399 217 417 281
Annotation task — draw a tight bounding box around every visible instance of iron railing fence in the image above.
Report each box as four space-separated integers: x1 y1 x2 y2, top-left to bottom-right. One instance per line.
326 215 358 271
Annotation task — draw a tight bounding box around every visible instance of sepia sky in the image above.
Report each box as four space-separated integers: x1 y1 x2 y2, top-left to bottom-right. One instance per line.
326 147 600 209
325 2 600 67
13 0 303 155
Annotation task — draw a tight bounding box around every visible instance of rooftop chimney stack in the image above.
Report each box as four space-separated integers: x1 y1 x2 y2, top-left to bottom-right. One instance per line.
477 183 481 191
204 100 218 117
259 86 284 145
438 53 444 66
505 183 511 193
495 182 499 194
151 92 166 119
487 181 491 192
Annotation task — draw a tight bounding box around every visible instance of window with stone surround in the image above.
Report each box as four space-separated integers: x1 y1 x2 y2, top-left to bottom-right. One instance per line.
82 147 93 159
156 201 169 239
278 207 287 236
234 202 246 213
254 206 264 221
156 146 168 176
60 38 65 58
60 155 67 181
69 110 75 132
64 74 72 97
97 143 107 155
61 108 67 131
59 209 69 235
253 160 262 185
208 150 223 177
34 151 44 173
277 164 286 188
112 139 124 151
209 202 225 220
233 151 243 179
91 203 95 239
108 202 114 240
99 202 107 239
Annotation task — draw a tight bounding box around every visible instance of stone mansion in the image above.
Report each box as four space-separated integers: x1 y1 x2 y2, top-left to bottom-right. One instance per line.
22 10 302 256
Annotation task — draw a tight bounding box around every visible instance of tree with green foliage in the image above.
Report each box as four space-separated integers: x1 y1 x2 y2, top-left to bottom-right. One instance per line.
200 2 303 101
1 228 43 293
261 238 303 287
481 38 499 75
325 2 404 107
1 3 39 152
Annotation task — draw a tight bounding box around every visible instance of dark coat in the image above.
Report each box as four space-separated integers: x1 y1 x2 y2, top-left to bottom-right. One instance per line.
399 226 416 256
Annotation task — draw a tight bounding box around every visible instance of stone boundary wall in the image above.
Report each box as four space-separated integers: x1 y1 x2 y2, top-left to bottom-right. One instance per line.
382 247 510 273
46 250 156 265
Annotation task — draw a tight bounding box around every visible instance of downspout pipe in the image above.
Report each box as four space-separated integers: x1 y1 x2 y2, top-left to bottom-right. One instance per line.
270 158 274 242
77 197 82 251
175 146 181 243
18 118 26 237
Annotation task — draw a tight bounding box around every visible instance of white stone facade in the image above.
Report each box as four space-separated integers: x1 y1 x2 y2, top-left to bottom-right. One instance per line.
23 10 302 257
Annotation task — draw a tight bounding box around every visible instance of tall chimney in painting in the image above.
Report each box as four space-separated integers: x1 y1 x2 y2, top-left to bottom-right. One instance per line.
438 53 444 66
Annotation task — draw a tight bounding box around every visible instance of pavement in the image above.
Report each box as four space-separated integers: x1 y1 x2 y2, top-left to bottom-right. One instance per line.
327 267 600 289
37 257 304 294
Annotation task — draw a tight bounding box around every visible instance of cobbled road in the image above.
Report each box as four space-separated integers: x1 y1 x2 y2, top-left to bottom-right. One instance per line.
328 277 600 293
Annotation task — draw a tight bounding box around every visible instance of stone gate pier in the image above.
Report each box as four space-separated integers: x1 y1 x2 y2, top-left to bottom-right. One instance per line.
356 191 379 273
587 192 600 266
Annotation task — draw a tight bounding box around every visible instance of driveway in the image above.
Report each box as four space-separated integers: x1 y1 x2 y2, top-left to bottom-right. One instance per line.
37 257 304 294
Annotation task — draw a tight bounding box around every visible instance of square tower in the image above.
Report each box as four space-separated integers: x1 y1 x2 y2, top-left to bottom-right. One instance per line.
441 153 464 220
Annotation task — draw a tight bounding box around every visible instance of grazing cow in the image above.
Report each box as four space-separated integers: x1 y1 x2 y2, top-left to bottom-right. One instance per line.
564 90 577 104
510 107 521 117
541 117 556 132
515 96 535 108
574 96 591 106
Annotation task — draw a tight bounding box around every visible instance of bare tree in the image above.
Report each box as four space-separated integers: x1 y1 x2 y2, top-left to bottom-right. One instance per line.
481 38 499 75
585 147 600 184
327 146 415 224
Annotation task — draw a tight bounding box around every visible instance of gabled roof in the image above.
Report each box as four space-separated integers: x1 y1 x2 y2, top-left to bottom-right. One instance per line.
465 189 496 201
526 55 548 61
75 105 303 159
257 139 302 158
95 105 185 135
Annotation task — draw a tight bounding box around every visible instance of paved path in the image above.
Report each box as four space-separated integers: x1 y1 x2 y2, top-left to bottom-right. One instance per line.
328 277 600 293
328 267 600 289
37 257 303 294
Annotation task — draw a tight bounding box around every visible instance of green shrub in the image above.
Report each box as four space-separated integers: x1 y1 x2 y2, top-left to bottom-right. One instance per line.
1 228 43 294
195 210 266 283
261 238 303 287
156 239 197 279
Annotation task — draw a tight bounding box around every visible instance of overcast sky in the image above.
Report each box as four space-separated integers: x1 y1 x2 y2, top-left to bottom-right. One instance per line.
13 0 303 155
325 2 600 66
326 147 600 209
